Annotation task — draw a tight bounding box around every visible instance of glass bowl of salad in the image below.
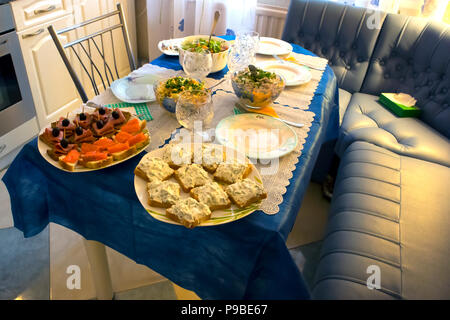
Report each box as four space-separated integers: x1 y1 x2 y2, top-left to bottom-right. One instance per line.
231 65 285 109
179 35 230 73
153 76 206 115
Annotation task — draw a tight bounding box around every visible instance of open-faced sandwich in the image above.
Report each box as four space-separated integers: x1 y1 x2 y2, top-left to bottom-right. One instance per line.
166 197 212 229
213 161 252 184
225 178 267 208
39 106 150 171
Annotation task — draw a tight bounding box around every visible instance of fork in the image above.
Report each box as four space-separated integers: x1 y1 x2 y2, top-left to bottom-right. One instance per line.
235 103 304 128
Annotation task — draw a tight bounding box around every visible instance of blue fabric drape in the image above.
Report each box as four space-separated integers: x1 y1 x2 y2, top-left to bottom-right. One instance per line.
2 37 338 299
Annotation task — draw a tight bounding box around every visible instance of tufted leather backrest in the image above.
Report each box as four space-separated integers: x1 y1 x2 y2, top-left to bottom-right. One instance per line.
361 14 450 139
282 0 386 93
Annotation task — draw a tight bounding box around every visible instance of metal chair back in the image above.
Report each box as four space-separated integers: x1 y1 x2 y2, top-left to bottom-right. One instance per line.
48 3 136 103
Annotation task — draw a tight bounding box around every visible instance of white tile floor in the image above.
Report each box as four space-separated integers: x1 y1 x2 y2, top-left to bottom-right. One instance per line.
49 223 168 299
0 169 13 229
1 165 329 300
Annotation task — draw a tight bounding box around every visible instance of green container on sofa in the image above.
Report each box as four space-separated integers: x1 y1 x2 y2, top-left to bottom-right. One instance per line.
379 93 421 118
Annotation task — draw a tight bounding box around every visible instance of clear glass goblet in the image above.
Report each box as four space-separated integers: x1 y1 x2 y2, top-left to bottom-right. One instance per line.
236 30 260 55
227 44 253 74
180 48 213 81
175 89 214 142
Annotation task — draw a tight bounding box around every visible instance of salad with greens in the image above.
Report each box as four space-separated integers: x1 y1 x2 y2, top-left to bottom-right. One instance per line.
181 38 228 54
234 65 278 88
157 76 205 98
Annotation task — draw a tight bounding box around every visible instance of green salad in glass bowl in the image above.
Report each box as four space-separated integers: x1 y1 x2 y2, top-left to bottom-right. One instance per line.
231 65 285 109
153 76 206 114
179 35 230 73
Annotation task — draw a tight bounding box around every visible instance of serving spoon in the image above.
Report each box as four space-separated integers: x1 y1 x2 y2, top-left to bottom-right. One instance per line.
208 11 221 46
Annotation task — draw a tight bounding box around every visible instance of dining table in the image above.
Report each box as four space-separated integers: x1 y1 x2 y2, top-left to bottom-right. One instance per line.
2 35 339 300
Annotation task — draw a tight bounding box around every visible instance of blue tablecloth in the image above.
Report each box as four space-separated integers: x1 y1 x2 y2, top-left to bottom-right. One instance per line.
2 37 339 299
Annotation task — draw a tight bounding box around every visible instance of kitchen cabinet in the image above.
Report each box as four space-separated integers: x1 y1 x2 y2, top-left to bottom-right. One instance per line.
11 0 74 31
17 15 82 129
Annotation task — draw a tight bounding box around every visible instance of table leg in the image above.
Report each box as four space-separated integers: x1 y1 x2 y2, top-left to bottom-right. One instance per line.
82 239 114 300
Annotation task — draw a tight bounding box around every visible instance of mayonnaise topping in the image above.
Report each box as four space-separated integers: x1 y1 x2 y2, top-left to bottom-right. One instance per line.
138 156 174 182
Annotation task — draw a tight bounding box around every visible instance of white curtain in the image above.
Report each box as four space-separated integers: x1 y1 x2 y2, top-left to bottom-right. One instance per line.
148 0 257 40
171 0 257 38
146 0 257 60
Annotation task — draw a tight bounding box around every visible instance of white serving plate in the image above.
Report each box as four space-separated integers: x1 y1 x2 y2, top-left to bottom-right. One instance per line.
157 38 183 56
215 113 298 160
110 74 159 104
257 37 293 56
134 143 264 227
256 60 312 86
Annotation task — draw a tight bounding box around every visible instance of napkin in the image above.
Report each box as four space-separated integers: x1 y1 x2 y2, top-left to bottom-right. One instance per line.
283 53 328 71
105 102 153 121
379 93 420 117
390 93 417 106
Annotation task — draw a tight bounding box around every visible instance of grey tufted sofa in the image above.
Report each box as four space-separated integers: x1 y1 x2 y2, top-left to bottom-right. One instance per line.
283 0 450 299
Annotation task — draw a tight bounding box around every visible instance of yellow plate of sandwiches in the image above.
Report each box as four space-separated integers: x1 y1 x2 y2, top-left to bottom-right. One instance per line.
134 143 267 228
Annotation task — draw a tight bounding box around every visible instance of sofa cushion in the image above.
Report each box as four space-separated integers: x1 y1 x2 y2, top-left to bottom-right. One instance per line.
361 13 450 139
312 141 450 299
336 93 450 167
339 88 352 125
282 0 386 93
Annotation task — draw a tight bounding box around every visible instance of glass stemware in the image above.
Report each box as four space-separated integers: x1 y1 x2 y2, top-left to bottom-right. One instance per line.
227 31 260 74
236 30 260 54
175 89 214 142
180 48 213 80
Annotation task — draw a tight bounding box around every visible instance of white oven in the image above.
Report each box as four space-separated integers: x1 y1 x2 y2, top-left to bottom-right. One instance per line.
0 2 38 168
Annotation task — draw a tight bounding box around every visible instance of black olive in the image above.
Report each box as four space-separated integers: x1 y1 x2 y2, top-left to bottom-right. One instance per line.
96 120 104 129
60 139 69 148
62 118 70 127
75 127 84 136
112 111 120 119
52 127 60 137
248 64 257 73
79 113 87 121
98 107 106 115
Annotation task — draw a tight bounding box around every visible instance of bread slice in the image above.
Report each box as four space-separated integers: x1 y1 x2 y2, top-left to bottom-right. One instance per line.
134 156 174 182
79 156 113 169
137 119 147 132
47 149 61 162
58 156 77 171
166 198 211 229
134 167 149 181
213 162 252 184
162 144 193 169
190 182 231 211
39 133 58 148
147 180 180 208
225 178 267 208
134 134 150 150
174 164 211 192
201 144 225 173
110 145 137 161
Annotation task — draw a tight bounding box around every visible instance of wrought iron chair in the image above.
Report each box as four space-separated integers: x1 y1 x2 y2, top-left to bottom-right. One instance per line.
48 3 136 103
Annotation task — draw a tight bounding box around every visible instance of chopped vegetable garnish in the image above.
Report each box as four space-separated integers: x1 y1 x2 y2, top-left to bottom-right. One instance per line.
181 38 228 54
